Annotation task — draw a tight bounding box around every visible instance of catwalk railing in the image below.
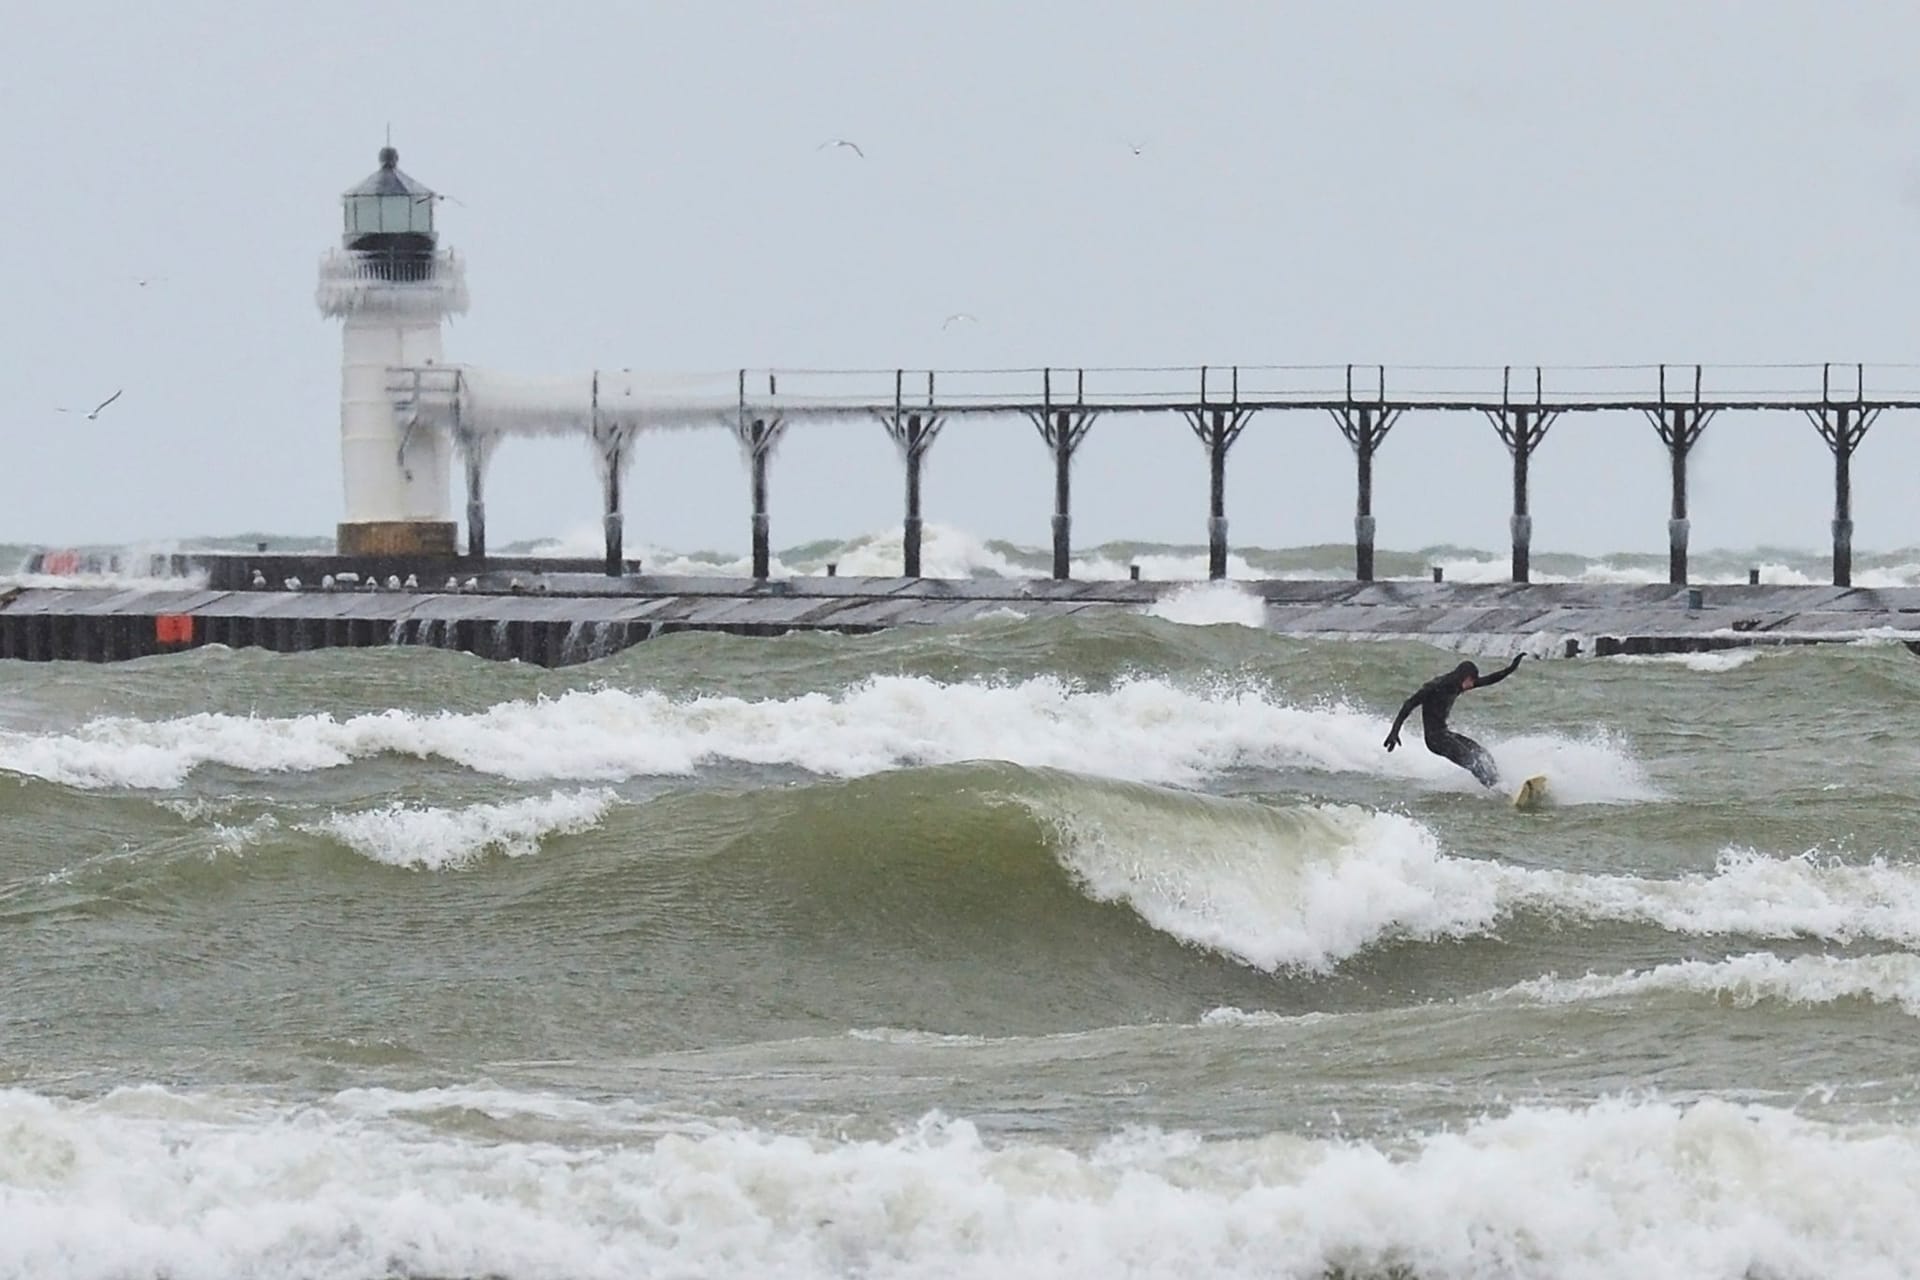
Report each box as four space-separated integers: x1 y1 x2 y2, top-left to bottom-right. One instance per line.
382 362 1920 587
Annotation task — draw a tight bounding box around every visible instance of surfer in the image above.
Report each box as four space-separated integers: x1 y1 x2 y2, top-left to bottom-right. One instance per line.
1382 656 1525 788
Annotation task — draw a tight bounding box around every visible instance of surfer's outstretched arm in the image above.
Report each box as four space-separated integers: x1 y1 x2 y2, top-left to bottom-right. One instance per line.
1383 690 1422 751
1474 654 1526 688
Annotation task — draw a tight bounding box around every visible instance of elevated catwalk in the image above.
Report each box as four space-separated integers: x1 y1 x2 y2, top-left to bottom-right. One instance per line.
385 361 1920 588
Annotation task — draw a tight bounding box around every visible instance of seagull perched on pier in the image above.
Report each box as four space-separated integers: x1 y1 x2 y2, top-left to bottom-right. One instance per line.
816 138 864 158
56 390 122 421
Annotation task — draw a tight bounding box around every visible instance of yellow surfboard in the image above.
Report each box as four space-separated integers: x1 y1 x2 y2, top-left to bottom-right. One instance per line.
1512 774 1551 811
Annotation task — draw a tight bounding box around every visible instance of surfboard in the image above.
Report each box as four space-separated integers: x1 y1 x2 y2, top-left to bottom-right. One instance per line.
1512 774 1551 811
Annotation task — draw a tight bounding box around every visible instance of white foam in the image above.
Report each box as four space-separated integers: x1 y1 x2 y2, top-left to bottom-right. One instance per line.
153 797 243 822
1507 951 1920 1018
1200 1006 1317 1028
1610 650 1764 672
1035 790 1499 972
1 541 207 593
519 522 1275 582
518 525 806 577
207 813 279 857
1697 625 1920 648
8 1088 1920 1280
0 676 1654 801
0 569 209 592
303 788 616 869
1075 548 1270 581
1422 551 1920 589
1498 849 1920 947
815 524 1035 580
1741 560 1920 589
1143 582 1268 628
847 1028 990 1047
1484 729 1655 806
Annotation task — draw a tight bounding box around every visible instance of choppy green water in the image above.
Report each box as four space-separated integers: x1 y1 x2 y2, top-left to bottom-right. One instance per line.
5 596 1920 1278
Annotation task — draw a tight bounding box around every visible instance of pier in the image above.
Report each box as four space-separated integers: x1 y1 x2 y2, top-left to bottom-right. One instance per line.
5 569 1919 667
0 151 1848 669
14 360 1920 669
385 361 1920 591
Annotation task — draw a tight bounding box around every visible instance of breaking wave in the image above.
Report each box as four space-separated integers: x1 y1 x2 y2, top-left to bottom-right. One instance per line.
303 788 618 870
6 1087 1920 1280
0 674 1654 802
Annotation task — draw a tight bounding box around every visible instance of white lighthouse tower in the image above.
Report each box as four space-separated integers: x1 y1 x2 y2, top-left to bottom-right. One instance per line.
316 145 467 556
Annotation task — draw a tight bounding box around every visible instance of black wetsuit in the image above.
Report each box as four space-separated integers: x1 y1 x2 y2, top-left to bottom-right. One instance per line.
1383 657 1524 788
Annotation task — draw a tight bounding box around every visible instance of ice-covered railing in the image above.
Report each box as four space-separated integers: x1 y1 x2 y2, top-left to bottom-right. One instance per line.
316 249 468 318
701 363 1920 410
1243 362 1920 408
893 363 1920 409
386 362 1920 438
386 366 895 439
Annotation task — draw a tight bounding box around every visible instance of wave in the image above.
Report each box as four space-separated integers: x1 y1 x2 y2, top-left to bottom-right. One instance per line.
0 674 1653 802
1507 951 1920 1018
496 525 1920 588
1608 649 1765 673
1143 581 1268 627
514 522 1288 582
1498 848 1920 947
1020 781 1497 973
1206 952 1920 1026
5 1086 1920 1280
302 788 617 869
1026 786 1920 969
21 749 1919 983
16 528 1920 594
5 766 1497 982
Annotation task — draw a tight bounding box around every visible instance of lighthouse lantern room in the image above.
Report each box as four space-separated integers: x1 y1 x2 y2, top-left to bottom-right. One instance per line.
317 145 468 556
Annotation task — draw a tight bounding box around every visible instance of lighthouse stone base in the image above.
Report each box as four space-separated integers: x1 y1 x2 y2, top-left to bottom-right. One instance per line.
336 521 458 558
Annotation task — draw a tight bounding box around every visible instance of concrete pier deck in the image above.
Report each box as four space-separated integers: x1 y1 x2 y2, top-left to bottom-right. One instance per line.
3 566 1918 665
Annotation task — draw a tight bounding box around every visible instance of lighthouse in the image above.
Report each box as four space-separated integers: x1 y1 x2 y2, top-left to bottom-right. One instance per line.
316 145 468 556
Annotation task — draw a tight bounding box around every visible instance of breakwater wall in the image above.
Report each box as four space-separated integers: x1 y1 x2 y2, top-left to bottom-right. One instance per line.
3 558 1918 666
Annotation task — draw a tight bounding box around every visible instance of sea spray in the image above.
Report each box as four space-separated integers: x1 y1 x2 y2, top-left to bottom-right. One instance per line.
1145 582 1268 628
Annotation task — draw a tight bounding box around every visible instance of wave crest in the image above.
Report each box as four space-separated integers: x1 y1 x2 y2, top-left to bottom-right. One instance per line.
304 788 617 870
0 674 1653 803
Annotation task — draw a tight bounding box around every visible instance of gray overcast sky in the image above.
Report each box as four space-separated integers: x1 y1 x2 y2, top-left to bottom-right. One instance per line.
7 1 1920 556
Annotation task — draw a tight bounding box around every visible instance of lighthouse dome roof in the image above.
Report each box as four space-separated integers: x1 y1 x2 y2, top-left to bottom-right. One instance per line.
343 146 435 200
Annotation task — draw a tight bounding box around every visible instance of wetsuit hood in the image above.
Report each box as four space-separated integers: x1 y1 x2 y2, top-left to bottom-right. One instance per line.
1451 661 1480 684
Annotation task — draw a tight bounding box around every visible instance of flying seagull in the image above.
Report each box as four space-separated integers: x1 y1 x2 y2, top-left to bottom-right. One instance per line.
817 138 865 158
56 389 123 420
